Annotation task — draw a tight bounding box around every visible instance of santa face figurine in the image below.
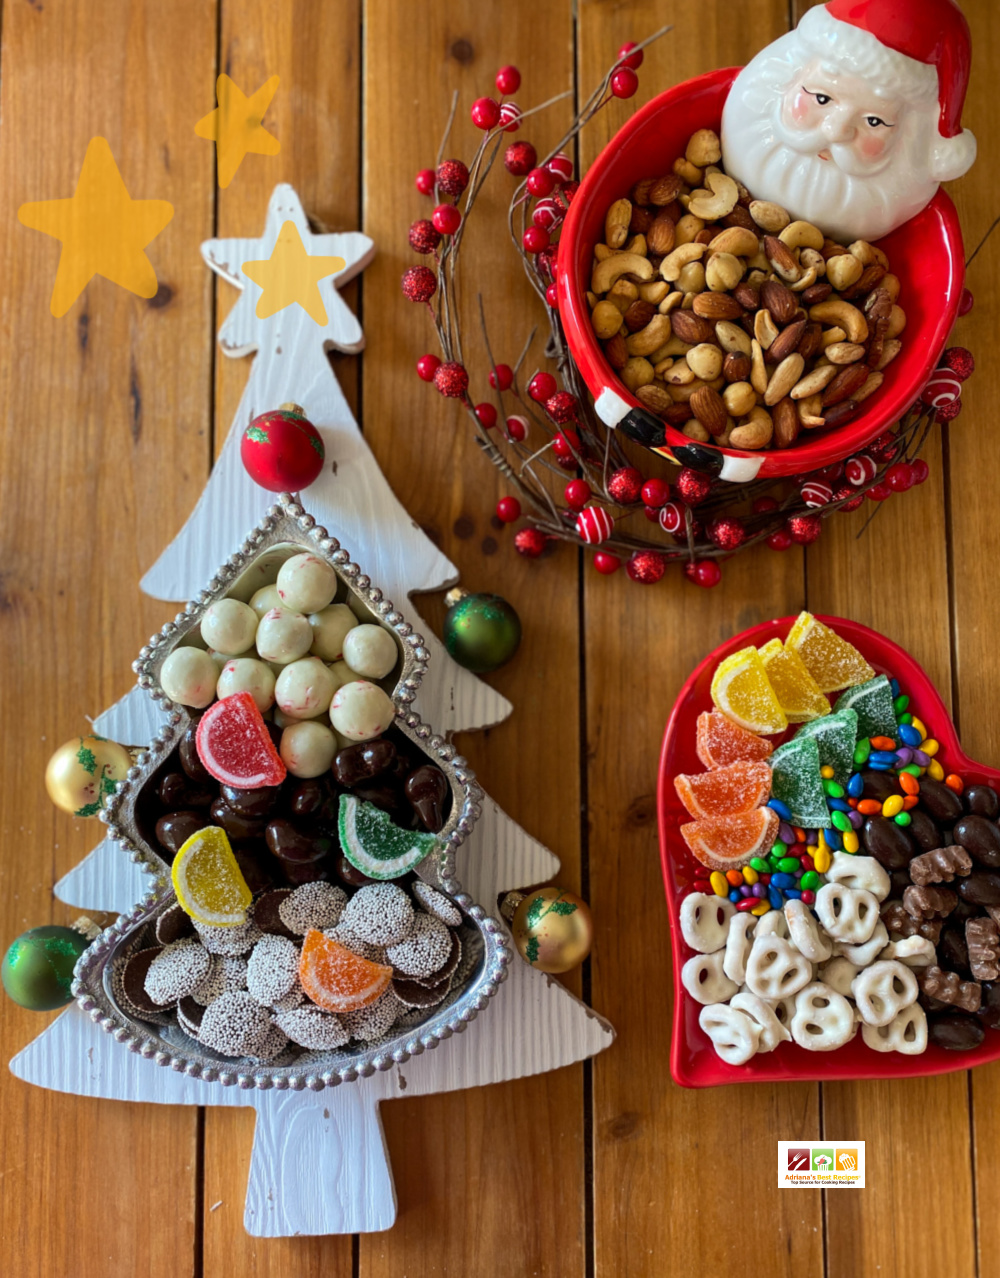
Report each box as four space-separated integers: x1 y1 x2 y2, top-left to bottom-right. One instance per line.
721 0 976 244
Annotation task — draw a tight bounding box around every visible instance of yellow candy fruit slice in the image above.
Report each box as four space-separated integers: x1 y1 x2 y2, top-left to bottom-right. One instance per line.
785 612 875 693
759 637 831 724
171 825 252 927
710 646 788 735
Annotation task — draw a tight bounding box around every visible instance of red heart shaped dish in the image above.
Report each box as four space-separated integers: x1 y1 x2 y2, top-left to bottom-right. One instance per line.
658 614 1000 1087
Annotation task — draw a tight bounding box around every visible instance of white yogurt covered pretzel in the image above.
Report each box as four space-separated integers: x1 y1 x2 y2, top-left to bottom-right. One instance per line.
790 981 856 1051
681 951 739 1005
879 935 937 967
723 914 756 983
852 959 919 1027
745 934 812 1001
815 883 880 945
680 893 735 954
754 910 789 940
861 1003 928 1055
834 920 889 967
730 990 791 1053
784 899 832 962
699 1003 761 1066
824 852 891 902
818 955 860 999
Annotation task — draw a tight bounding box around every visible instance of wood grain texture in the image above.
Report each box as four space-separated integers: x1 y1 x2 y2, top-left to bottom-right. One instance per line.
0 0 216 1274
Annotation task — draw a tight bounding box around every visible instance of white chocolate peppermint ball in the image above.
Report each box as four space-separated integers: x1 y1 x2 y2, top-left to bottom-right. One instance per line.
276 554 338 614
308 603 357 662
200 598 259 655
342 624 398 680
206 647 252 671
329 680 395 742
275 657 338 720
255 608 313 664
280 720 338 778
249 584 286 619
160 647 219 709
272 707 299 729
216 657 276 713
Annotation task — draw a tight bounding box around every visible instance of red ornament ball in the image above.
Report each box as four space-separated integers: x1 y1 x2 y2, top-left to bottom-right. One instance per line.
241 407 325 493
523 225 550 254
496 496 521 523
801 481 833 508
496 64 521 95
545 283 559 308
617 41 644 70
866 431 899 462
607 466 643 504
576 505 615 545
959 288 975 316
505 140 537 176
643 505 661 523
432 204 461 235
787 514 822 545
867 481 892 501
834 485 865 513
707 517 746 551
553 429 582 466
910 458 930 485
499 102 522 132
684 559 723 588
937 398 963 423
943 347 975 382
565 479 592 510
640 477 670 508
885 462 914 492
474 402 498 429
490 363 514 392
546 391 577 424
593 551 622 575
845 454 877 487
527 167 555 197
433 361 469 399
921 368 963 409
676 468 712 506
532 197 563 231
611 67 639 99
408 219 441 254
401 265 437 303
471 97 501 130
556 180 580 208
436 159 469 197
626 550 665 584
415 168 436 196
752 496 779 514
767 529 793 552
546 152 574 183
535 246 558 281
528 371 558 402
416 353 441 382
659 500 686 535
506 415 528 441
515 527 547 558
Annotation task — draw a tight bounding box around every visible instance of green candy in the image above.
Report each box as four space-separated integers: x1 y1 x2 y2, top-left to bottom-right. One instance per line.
795 709 860 786
338 795 439 880
854 739 871 766
2 925 90 1011
899 713 914 726
894 812 912 827
831 810 852 833
749 857 770 873
834 675 899 741
823 780 846 799
777 856 801 873
800 871 821 891
771 840 789 857
769 735 832 829
900 765 921 777
894 694 910 715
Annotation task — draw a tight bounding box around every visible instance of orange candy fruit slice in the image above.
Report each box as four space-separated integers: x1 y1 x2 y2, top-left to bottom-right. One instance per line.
298 929 393 1013
674 760 772 819
680 807 780 871
695 711 774 770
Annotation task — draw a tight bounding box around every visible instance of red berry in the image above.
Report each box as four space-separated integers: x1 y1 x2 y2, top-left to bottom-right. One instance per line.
415 168 435 196
536 245 559 280
959 287 975 316
496 496 521 523
432 204 461 235
868 481 893 502
499 102 522 132
523 225 550 254
866 431 898 462
611 67 639 98
626 550 665 584
787 514 822 544
553 429 582 464
496 65 521 95
937 398 963 423
593 551 622 575
885 462 914 492
910 458 930 485
527 167 556 197
546 152 574 183
506 415 528 441
833 485 865 513
767 529 793 552
433 361 469 399
565 479 592 510
676 468 712 506
408 219 441 254
471 97 501 130
401 265 437 303
641 478 670 508
752 496 779 514
545 283 559 308
546 391 577 424
643 505 661 522
515 527 547 558
416 353 441 382
943 347 974 381
607 466 643 504
528 371 558 402
436 159 469 197
707 517 746 551
490 363 514 392
505 141 537 175
684 560 722 588
617 41 643 69
475 402 498 429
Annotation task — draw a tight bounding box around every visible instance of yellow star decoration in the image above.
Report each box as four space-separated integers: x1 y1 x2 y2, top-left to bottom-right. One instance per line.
195 74 280 189
18 137 174 318
242 221 345 326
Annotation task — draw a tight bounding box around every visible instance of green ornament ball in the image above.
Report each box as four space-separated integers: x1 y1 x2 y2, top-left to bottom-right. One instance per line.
443 591 522 674
2 925 90 1011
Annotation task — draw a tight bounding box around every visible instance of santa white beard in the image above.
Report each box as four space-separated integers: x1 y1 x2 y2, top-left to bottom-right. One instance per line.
720 28 940 244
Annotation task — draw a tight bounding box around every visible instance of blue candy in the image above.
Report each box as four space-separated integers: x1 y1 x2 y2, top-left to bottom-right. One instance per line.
847 773 864 798
784 888 803 901
729 889 741 903
869 750 898 766
868 761 891 771
890 678 900 697
898 723 922 747
827 797 851 813
767 798 793 821
826 827 844 851
771 872 796 889
768 885 783 910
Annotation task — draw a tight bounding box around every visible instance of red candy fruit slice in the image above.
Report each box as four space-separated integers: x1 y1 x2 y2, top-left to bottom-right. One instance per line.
195 690 287 788
680 807 780 871
695 710 774 770
674 760 772 819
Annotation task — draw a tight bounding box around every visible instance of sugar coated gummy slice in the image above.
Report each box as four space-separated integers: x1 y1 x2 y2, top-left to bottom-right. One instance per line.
680 807 780 871
758 637 831 724
298 928 393 1013
695 711 774 770
769 735 833 828
339 794 439 880
833 674 898 741
793 708 859 786
784 612 875 693
674 760 772 819
710 647 788 735
171 825 253 927
195 690 287 788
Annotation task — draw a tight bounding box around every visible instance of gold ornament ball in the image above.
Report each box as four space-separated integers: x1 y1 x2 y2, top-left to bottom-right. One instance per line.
44 736 133 818
511 886 593 974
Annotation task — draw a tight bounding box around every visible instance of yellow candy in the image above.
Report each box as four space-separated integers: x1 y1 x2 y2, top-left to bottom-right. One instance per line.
784 611 875 693
814 844 832 873
882 795 905 818
743 865 759 885
758 637 831 724
750 901 771 916
911 717 928 741
711 646 788 735
842 831 860 854
709 871 728 897
171 825 251 927
928 759 944 781
820 766 835 779
922 738 939 757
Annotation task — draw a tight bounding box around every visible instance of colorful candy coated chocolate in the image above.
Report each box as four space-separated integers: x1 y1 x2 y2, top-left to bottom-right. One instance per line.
298 929 393 1012
674 760 772 819
695 711 774 770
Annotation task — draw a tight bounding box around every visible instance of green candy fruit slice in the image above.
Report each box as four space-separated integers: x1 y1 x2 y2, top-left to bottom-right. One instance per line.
794 708 859 785
833 675 897 741
339 795 439 880
769 735 832 829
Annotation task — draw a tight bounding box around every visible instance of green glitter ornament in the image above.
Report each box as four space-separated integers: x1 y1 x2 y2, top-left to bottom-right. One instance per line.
442 588 521 674
2 925 90 1010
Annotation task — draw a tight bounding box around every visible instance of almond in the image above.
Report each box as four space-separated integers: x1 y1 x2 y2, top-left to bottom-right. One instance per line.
822 363 870 406
629 206 653 235
623 300 657 333
635 383 675 416
603 333 628 371
841 263 887 301
649 174 684 206
763 235 802 282
866 316 890 369
772 397 800 449
647 211 677 256
733 281 760 312
822 400 860 428
800 282 832 306
768 318 807 364
694 228 717 246
759 280 797 325
723 351 752 382
630 177 658 205
722 204 756 233
662 401 697 426
689 384 729 437
671 310 716 345
692 291 743 321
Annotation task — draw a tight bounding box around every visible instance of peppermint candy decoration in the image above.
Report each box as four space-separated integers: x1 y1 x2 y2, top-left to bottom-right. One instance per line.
576 505 614 545
658 501 686 535
801 481 833 509
845 454 877 487
499 101 522 131
546 151 574 183
921 368 963 410
532 197 564 232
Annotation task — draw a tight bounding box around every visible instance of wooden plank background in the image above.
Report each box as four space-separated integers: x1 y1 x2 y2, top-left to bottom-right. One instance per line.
0 1 995 1274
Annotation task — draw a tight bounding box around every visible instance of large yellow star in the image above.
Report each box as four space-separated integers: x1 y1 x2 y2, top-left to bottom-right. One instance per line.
241 221 345 325
18 137 174 318
195 74 280 189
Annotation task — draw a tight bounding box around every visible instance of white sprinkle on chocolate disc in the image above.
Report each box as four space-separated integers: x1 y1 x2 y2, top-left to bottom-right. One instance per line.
191 954 225 1006
341 989 402 1042
247 1023 290 1062
278 881 347 935
271 982 305 1011
221 955 248 992
340 883 414 946
144 939 211 1005
246 934 300 1004
177 995 205 1039
411 881 463 928
323 924 386 964
385 913 452 978
198 990 273 1058
274 1005 350 1050
195 916 262 956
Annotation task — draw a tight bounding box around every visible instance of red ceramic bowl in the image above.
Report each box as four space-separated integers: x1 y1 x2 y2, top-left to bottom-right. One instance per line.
559 69 966 483
658 615 1000 1088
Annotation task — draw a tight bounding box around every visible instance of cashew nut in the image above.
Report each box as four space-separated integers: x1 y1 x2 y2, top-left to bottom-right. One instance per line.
730 406 773 449
709 227 759 258
750 339 769 395
674 213 706 246
638 280 670 304
591 252 655 293
593 243 613 263
754 309 779 350
791 365 839 399
624 233 647 256
789 266 820 293
673 156 703 187
820 326 848 349
688 171 739 221
663 359 695 385
660 242 707 282
715 320 752 357
764 353 805 406
705 252 743 292
591 300 624 340
677 261 707 293
607 279 639 312
849 240 878 266
779 220 825 251
800 248 826 276
626 313 673 357
657 291 684 315
809 300 869 344
797 395 826 428
749 200 790 234
826 254 864 292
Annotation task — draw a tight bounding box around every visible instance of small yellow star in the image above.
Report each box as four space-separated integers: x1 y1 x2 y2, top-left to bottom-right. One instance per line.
18 137 174 318
195 74 280 188
242 221 345 325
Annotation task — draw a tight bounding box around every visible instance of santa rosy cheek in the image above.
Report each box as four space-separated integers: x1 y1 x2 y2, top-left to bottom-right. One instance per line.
860 135 886 160
789 95 812 124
